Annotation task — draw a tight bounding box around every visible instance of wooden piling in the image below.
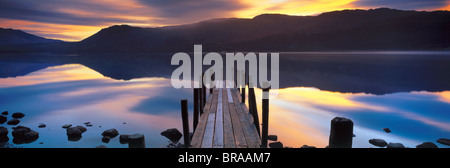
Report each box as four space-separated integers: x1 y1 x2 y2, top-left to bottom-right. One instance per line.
202 72 206 108
193 88 199 131
261 88 270 148
241 72 246 104
181 99 190 147
328 117 353 148
248 86 260 136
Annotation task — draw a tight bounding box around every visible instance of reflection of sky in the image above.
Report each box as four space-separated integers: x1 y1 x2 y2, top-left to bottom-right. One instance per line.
0 64 195 148
253 87 450 148
1 64 449 148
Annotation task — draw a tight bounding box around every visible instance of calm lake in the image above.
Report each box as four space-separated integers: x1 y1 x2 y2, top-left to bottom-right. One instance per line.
0 52 449 148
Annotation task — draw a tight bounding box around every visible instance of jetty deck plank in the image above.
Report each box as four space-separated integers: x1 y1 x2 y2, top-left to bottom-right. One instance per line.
191 82 261 148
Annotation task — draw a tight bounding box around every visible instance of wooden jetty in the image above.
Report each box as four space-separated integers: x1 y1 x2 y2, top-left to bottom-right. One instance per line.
181 80 268 148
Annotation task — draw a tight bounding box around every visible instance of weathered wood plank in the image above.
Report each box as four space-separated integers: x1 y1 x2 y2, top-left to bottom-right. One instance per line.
231 88 260 148
201 89 219 148
227 88 248 148
191 89 214 148
223 88 236 148
213 88 224 148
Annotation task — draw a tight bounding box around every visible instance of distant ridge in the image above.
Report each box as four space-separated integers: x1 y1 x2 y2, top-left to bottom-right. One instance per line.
1 8 450 53
0 28 62 45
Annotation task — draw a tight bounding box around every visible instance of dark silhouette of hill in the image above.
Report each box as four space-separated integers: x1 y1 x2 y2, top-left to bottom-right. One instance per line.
0 28 62 45
1 8 450 52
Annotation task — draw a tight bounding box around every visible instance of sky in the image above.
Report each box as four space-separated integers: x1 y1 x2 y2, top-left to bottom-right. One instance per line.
0 0 449 41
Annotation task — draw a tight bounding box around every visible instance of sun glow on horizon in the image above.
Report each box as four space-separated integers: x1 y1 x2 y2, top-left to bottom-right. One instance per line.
0 0 449 41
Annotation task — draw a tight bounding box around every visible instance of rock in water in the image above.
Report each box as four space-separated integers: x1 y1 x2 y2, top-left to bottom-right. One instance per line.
383 128 391 133
119 134 130 144
268 135 278 141
38 123 46 128
96 145 107 148
7 118 20 125
301 145 316 148
328 117 354 148
416 142 438 148
387 143 405 148
102 136 111 143
1 111 8 115
436 138 450 146
11 126 39 144
161 128 182 143
0 115 6 124
128 134 145 148
269 141 283 148
12 112 25 119
66 126 87 141
0 127 8 139
102 128 119 138
62 124 72 129
369 139 388 147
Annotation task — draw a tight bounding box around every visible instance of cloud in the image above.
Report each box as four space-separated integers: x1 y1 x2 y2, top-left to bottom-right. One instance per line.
0 0 150 26
352 0 449 10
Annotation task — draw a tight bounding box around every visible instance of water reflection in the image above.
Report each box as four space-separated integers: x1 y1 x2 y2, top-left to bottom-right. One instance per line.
255 87 450 148
0 64 192 148
0 63 449 148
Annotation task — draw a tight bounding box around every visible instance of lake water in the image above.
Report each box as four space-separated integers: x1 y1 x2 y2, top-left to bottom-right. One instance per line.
0 52 449 148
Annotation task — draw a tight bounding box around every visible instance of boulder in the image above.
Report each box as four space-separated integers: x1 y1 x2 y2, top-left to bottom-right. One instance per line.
102 136 111 143
301 145 316 148
0 127 8 134
102 129 119 138
12 112 25 119
96 145 107 148
1 111 8 115
369 139 388 147
387 142 405 148
38 123 46 128
416 142 438 148
11 126 39 144
269 141 283 148
119 134 130 144
0 127 8 137
0 115 6 124
128 134 145 148
436 138 450 146
7 118 20 125
62 124 72 129
161 128 182 143
383 128 391 133
66 126 87 141
268 135 278 141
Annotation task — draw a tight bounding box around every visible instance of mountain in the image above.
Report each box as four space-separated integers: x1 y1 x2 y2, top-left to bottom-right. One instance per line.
1 8 450 53
0 28 62 45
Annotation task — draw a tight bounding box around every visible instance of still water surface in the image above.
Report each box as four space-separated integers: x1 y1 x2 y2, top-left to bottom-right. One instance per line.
0 63 448 148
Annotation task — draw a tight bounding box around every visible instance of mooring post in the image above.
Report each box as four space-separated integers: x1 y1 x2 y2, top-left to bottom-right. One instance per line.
202 72 206 108
328 117 353 148
181 99 190 148
261 87 270 148
199 75 204 115
249 87 260 136
193 88 199 131
241 71 246 104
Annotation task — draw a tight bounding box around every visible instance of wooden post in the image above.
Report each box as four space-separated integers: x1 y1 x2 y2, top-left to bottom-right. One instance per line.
181 99 190 148
261 88 270 148
199 75 204 115
241 71 246 104
202 72 206 108
193 88 199 131
328 117 353 148
249 87 260 136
